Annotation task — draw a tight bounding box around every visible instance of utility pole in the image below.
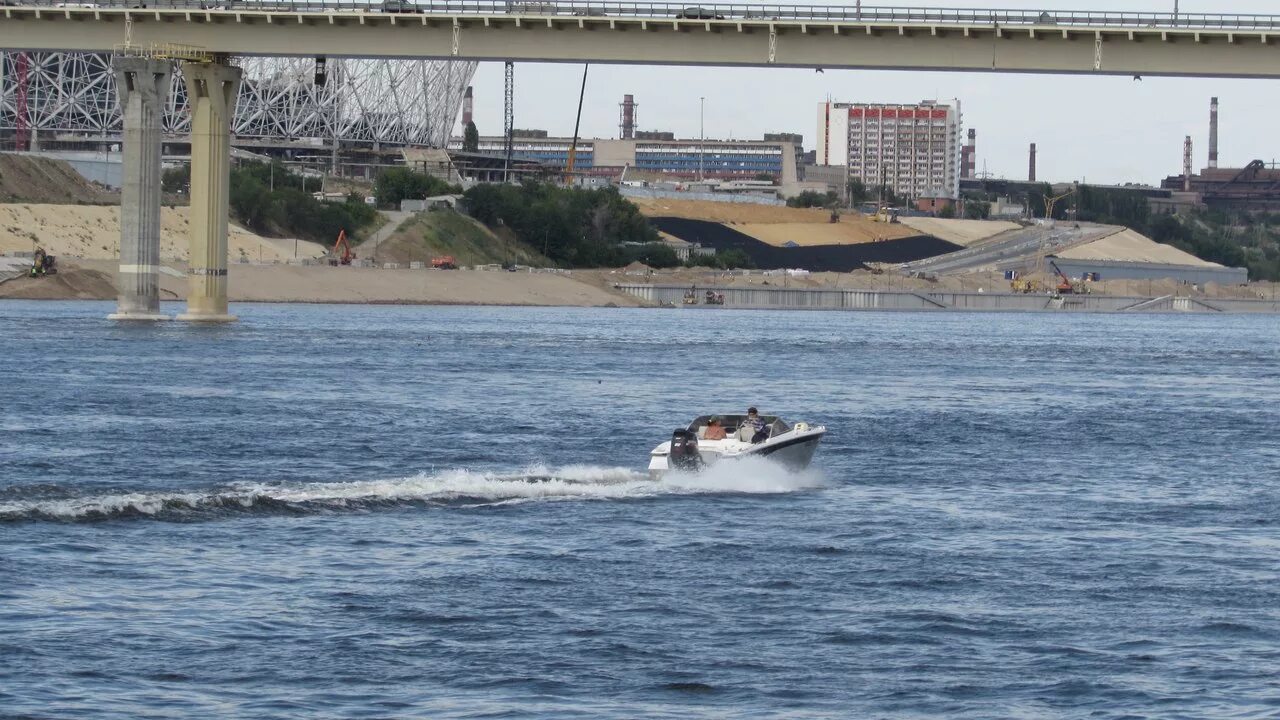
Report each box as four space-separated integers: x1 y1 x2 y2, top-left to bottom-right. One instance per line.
699 96 705 182
503 61 514 183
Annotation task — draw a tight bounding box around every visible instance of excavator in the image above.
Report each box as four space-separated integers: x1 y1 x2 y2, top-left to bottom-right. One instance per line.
1048 258 1088 295
328 229 355 266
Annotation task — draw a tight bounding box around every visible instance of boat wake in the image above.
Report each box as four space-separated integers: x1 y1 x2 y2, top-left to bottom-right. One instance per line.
1 457 826 523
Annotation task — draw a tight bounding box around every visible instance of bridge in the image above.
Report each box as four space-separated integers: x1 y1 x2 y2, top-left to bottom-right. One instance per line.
2 2 1278 320
3 2 1280 76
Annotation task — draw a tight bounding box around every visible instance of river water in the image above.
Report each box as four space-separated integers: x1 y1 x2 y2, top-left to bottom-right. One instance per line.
2 300 1278 718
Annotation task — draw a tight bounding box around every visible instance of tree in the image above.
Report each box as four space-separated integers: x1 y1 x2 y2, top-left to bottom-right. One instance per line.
848 178 870 204
787 190 838 208
374 167 457 210
963 201 990 220
462 121 480 153
938 203 957 219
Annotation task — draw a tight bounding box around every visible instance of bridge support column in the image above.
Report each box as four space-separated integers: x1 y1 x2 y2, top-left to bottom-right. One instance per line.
108 57 171 321
176 61 241 323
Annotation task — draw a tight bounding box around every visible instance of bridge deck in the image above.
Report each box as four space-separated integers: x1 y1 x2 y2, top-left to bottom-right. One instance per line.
2 2 1280 77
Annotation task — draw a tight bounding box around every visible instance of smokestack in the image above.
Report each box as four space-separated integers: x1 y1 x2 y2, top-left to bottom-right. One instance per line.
961 128 977 179
1208 96 1219 169
462 86 473 126
620 94 636 140
1029 142 1037 182
1183 135 1193 191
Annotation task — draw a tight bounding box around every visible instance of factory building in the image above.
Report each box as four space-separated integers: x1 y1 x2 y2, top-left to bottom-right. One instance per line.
815 99 963 200
450 135 799 184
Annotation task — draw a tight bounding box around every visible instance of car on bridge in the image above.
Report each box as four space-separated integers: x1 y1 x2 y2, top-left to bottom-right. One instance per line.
381 0 422 12
675 6 724 20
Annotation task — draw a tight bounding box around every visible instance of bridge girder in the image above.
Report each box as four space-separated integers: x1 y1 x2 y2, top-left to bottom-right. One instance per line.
0 8 1279 78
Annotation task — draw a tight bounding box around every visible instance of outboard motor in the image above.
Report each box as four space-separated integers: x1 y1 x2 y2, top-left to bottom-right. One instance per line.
669 429 703 472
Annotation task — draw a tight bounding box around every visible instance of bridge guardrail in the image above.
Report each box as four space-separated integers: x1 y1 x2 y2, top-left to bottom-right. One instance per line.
11 1 1280 30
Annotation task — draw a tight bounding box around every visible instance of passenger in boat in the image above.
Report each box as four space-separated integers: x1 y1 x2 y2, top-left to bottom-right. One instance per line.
703 417 727 441
743 407 769 443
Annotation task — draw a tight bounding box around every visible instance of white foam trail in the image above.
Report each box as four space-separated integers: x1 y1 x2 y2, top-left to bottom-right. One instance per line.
659 455 828 494
1 460 825 521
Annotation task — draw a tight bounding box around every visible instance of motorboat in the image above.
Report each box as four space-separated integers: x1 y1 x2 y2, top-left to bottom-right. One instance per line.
648 413 826 479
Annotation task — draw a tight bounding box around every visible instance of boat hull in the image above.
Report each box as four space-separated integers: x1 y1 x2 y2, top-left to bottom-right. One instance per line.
648 428 825 480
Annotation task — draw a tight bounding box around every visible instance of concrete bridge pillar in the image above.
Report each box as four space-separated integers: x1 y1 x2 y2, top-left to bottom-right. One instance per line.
176 61 242 323
108 57 171 321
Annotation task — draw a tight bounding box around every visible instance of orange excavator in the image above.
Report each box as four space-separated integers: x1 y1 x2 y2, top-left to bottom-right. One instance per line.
329 230 355 266
1048 258 1083 295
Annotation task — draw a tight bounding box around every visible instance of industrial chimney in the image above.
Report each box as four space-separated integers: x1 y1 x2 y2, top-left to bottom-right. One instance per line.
1208 97 1219 169
961 128 977 179
1029 142 1037 182
462 86 473 126
1183 135 1193 192
619 94 636 140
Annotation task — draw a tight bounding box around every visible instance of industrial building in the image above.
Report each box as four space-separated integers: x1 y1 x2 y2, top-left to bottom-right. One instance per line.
815 99 963 200
449 134 800 184
1160 96 1280 212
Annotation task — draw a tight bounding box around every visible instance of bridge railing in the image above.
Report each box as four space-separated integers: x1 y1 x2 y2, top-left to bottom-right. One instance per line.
17 1 1280 30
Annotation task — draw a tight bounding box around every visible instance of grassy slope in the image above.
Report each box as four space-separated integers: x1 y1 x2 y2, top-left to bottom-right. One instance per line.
373 210 553 267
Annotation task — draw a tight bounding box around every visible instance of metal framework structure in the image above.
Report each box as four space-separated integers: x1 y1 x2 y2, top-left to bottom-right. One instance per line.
0 52 476 148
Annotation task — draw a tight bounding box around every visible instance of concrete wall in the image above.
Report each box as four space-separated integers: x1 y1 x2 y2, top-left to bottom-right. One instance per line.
31 150 123 189
614 284 1280 313
1050 258 1249 286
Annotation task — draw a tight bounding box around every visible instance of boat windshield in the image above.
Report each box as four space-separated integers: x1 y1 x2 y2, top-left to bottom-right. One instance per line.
686 414 788 440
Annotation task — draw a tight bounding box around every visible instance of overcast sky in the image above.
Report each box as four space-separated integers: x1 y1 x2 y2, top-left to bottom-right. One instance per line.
463 0 1279 185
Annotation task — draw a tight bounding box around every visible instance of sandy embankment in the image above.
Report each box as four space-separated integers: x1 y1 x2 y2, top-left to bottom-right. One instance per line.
0 258 648 307
0 204 329 262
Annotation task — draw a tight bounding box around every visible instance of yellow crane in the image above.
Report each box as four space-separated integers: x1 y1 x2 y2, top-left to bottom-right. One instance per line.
1042 186 1076 220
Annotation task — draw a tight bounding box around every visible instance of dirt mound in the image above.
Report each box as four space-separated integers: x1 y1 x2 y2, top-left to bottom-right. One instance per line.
631 197 840 224
651 217 960 272
0 266 115 300
371 210 551 267
734 221 914 247
0 154 115 204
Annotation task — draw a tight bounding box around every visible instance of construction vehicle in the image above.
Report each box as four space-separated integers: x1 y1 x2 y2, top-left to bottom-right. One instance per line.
431 255 458 270
870 206 899 224
28 247 56 277
328 230 355 266
1048 258 1088 295
1010 278 1041 294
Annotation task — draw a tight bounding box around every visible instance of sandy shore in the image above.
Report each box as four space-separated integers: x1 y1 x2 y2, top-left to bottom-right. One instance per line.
0 258 648 307
5 258 1277 307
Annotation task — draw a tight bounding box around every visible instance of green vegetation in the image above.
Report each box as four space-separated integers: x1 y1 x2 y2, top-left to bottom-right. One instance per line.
963 201 990 220
688 248 754 270
787 190 839 208
462 181 659 267
462 121 480 153
374 209 553 267
1148 211 1280 281
373 167 460 211
162 161 379 245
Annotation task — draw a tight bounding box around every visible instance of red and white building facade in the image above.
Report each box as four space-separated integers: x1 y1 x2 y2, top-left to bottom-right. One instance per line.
816 100 963 201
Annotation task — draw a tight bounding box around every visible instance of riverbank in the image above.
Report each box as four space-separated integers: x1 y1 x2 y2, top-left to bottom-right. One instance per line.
0 258 646 307
4 257 1279 312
